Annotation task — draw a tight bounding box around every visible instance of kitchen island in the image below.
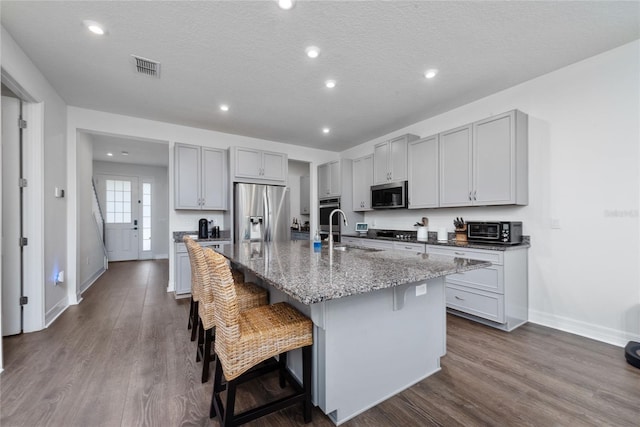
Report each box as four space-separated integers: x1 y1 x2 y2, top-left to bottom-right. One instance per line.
214 240 489 425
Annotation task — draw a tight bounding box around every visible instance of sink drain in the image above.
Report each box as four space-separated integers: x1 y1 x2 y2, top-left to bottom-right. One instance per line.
624 341 640 369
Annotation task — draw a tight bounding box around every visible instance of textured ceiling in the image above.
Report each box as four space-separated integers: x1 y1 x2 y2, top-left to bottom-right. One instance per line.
2 1 639 153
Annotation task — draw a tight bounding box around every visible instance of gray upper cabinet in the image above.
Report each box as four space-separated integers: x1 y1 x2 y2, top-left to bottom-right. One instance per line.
408 135 439 209
352 154 373 211
439 124 473 207
373 134 419 184
300 175 310 215
174 143 227 210
318 160 340 198
473 110 528 205
233 147 287 183
439 110 528 207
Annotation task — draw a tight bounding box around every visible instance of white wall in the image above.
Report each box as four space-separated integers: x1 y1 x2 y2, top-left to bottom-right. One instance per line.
1 26 67 331
288 160 311 226
76 133 106 293
341 40 640 346
93 160 170 258
67 107 338 294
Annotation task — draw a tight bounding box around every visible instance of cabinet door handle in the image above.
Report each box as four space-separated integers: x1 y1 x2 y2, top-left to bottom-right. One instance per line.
404 246 412 250
468 192 472 201
454 251 466 256
473 190 477 200
454 295 465 301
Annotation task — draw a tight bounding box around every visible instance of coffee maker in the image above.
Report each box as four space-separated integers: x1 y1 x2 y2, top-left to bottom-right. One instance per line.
198 218 209 239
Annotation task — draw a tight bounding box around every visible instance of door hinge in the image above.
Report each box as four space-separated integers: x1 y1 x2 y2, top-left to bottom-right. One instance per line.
19 237 28 247
19 178 28 188
20 296 28 305
18 118 27 129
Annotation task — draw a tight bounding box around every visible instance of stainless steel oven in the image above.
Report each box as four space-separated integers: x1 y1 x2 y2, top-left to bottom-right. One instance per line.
319 198 341 242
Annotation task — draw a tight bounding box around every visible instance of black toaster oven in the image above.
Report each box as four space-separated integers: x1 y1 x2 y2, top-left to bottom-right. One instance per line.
467 221 523 245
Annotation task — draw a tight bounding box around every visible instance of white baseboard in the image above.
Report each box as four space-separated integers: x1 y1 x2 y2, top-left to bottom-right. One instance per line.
80 267 106 294
45 297 69 327
154 253 169 260
529 309 640 348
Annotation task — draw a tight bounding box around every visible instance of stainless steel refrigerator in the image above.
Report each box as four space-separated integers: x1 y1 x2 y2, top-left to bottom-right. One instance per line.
235 183 290 242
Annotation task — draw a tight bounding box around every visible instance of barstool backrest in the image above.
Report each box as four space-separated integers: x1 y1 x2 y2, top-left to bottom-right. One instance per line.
184 236 210 304
205 249 241 342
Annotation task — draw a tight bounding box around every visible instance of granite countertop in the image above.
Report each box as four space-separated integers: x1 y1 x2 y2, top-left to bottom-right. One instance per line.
214 240 490 305
173 231 230 243
341 233 530 251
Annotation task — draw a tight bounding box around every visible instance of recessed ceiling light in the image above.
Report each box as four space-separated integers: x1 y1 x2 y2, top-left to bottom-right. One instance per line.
325 80 336 89
107 152 113 157
306 46 320 59
277 0 295 10
83 20 105 35
121 151 129 156
424 69 438 79
220 104 229 112
322 127 330 134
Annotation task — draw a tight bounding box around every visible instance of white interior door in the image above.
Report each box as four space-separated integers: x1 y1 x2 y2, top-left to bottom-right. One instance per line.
2 96 22 336
97 175 139 262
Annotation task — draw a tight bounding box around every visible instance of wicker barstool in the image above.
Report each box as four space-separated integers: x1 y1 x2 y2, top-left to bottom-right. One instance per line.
194 247 269 383
205 249 313 426
183 236 202 342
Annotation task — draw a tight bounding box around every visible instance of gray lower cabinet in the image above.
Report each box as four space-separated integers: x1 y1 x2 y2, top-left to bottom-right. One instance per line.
175 240 230 295
427 245 528 331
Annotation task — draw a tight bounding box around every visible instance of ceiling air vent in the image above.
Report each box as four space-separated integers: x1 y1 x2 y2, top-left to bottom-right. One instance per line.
131 55 160 78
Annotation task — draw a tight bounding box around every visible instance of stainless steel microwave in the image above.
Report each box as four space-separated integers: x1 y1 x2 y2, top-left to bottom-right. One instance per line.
371 181 408 209
467 221 523 245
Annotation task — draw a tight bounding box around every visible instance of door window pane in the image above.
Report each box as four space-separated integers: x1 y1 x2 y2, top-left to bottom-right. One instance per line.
105 179 132 224
142 182 152 251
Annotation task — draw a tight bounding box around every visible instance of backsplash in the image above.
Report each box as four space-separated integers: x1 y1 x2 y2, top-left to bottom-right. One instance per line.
362 205 528 233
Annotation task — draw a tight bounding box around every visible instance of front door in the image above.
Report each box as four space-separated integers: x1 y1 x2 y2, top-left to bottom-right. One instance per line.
97 175 139 262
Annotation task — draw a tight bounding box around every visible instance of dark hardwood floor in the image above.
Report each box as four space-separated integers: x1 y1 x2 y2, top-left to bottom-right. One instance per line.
1 260 638 426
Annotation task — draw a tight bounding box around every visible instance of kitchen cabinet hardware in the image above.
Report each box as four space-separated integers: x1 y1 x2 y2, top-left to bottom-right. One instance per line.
454 295 465 300
454 251 466 256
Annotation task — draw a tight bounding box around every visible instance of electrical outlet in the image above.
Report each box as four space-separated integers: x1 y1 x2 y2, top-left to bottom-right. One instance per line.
415 283 427 296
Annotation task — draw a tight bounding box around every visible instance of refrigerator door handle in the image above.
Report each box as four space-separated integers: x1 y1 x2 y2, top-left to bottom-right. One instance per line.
263 189 270 241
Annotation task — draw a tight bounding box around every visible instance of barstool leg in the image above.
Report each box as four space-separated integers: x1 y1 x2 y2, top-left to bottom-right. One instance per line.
202 328 212 383
210 358 224 419
224 379 238 427
190 301 199 342
187 297 194 329
196 318 204 362
278 352 288 388
303 345 312 423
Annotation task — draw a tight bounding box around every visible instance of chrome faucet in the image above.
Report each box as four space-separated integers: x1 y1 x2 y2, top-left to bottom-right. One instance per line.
328 209 348 250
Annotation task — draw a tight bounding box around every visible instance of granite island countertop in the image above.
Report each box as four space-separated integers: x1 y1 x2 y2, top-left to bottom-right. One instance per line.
214 240 490 305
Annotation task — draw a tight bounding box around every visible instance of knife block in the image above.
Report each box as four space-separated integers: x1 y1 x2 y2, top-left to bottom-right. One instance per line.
455 225 467 243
